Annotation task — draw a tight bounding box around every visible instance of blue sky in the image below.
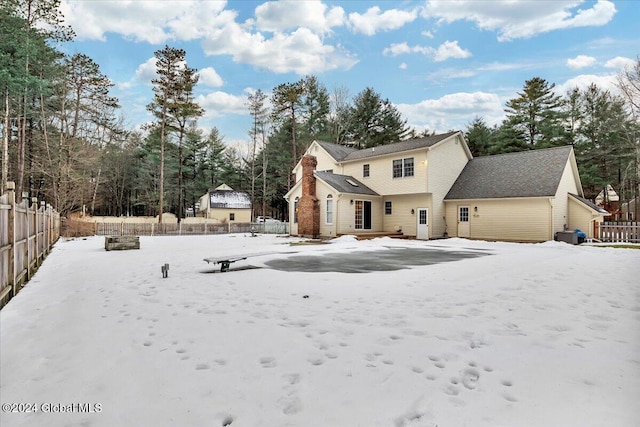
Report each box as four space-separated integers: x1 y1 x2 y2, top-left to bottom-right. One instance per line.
58 0 639 146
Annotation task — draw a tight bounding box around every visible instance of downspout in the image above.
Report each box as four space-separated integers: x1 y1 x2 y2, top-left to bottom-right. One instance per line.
547 197 554 240
335 195 342 237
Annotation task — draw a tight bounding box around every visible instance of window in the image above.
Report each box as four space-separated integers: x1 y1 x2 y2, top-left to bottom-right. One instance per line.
229 213 235 221
363 164 370 178
326 195 333 224
459 206 469 222
392 157 414 178
294 198 299 224
392 159 403 178
385 201 392 215
403 157 414 177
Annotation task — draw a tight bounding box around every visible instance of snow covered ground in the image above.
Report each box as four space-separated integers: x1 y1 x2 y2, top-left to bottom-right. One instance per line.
1 234 639 427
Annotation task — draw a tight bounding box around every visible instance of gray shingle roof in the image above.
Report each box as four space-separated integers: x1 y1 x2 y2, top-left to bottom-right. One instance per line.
342 131 459 162
315 171 379 196
315 141 359 161
445 146 574 200
569 193 609 214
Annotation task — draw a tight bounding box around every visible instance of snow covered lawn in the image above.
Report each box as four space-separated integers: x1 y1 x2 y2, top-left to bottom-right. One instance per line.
1 235 639 427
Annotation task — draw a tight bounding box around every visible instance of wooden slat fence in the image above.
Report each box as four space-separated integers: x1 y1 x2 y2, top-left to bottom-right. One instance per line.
1 182 60 309
94 221 288 236
596 221 640 243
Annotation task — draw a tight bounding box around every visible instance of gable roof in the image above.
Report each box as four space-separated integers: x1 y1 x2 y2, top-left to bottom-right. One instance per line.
315 141 359 161
315 171 379 196
209 190 251 209
445 145 574 200
342 131 460 162
569 193 609 214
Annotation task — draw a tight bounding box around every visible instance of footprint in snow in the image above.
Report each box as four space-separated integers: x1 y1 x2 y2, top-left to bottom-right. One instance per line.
260 357 277 368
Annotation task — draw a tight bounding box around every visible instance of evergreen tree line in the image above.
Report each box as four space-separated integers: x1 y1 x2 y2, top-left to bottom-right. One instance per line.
1 1 638 221
465 76 640 202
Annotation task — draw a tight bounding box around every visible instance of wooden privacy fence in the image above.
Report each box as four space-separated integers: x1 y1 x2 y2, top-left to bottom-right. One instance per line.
1 182 60 309
93 220 289 236
596 221 640 243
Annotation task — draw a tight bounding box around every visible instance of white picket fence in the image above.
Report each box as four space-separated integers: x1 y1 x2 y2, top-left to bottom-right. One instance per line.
596 221 640 243
1 182 60 308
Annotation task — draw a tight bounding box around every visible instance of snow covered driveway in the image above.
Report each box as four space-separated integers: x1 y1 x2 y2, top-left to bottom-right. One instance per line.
1 235 639 427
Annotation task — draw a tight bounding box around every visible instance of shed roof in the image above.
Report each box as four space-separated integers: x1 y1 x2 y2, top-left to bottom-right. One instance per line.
315 171 379 196
569 193 609 214
445 145 574 200
209 190 251 209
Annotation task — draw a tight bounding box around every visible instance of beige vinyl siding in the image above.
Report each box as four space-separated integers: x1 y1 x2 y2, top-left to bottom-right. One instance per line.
315 181 339 238
445 198 552 242
568 197 599 238
287 184 302 236
382 194 431 237
552 159 581 233
197 194 251 222
342 150 429 195
293 142 340 182
335 195 383 235
209 208 251 222
427 135 471 238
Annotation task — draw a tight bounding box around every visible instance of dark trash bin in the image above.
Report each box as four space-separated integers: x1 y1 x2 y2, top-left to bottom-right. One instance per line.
554 231 578 245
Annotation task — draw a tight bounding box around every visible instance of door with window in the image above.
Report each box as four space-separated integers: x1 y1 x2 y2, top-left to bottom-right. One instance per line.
355 200 372 230
416 208 429 240
458 206 470 238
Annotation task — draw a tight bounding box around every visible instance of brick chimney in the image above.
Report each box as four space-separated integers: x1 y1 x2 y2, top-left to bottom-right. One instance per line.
298 155 320 237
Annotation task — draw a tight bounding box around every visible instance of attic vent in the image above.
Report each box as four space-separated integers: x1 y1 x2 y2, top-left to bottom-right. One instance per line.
346 179 359 187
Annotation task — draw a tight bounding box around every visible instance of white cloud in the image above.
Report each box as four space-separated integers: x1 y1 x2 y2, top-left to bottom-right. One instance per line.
396 92 504 132
134 58 158 84
202 24 358 74
60 0 229 43
421 30 435 39
423 0 616 41
196 91 248 118
566 55 597 70
197 68 224 87
434 40 472 62
61 0 358 76
383 41 470 62
348 6 418 35
254 0 345 33
399 62 408 70
604 56 636 70
555 73 619 95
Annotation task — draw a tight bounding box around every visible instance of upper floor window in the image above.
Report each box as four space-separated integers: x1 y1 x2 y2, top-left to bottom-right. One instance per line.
393 157 414 178
363 164 370 178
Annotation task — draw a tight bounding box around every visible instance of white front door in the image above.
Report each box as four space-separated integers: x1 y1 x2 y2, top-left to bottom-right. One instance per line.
417 208 429 240
458 206 470 238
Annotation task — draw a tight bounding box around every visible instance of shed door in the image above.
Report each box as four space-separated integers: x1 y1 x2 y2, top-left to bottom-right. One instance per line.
417 208 429 240
458 206 470 238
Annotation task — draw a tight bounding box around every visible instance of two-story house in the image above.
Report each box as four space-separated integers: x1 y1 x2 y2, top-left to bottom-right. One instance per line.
284 131 607 242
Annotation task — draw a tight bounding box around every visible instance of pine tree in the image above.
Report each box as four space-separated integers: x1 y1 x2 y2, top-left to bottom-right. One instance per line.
247 89 268 219
271 81 305 188
464 117 493 157
147 45 186 223
347 87 409 148
504 77 567 148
